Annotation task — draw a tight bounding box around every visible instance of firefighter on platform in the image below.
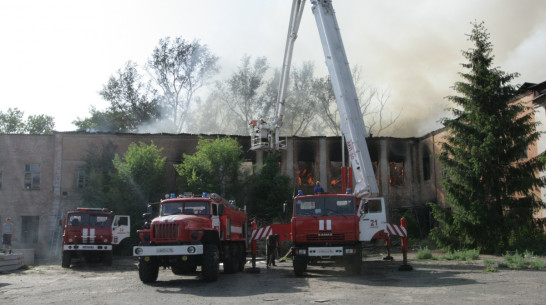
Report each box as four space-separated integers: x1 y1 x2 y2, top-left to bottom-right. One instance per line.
266 234 279 268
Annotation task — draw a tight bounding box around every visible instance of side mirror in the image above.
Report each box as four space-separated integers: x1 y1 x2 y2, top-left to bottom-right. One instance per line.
142 213 152 220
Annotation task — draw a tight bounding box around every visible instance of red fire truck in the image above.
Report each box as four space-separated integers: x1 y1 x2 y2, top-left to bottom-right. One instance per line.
249 0 410 276
61 208 130 268
133 193 248 282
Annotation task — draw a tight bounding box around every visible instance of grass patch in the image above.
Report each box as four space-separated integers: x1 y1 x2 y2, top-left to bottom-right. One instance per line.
499 251 546 270
483 259 498 272
416 247 435 260
442 249 480 262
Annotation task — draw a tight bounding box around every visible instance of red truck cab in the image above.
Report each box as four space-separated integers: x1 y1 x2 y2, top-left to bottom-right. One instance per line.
61 208 130 267
134 193 248 282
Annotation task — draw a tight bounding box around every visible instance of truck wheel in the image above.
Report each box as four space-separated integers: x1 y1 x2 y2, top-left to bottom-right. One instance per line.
238 244 246 272
230 244 240 273
61 251 71 268
345 254 362 275
223 244 237 274
138 257 159 283
293 256 307 276
103 250 113 266
202 244 219 282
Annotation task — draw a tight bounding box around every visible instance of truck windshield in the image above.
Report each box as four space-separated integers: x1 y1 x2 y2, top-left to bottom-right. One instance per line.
68 214 110 226
161 201 210 216
294 197 355 216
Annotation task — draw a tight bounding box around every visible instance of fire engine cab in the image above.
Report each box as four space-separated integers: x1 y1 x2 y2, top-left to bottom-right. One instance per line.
61 208 130 267
133 193 248 282
250 0 411 276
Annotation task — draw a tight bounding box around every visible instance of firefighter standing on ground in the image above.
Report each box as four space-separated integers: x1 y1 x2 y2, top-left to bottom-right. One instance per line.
2 217 14 254
266 234 279 268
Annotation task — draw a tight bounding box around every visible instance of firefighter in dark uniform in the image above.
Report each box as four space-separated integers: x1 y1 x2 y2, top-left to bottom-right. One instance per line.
266 234 279 268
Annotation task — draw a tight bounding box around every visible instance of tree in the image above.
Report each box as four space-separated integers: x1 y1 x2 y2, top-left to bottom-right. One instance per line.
174 137 246 199
25 114 55 134
112 141 166 205
74 61 160 133
245 153 292 222
429 22 545 254
73 107 121 133
100 61 160 131
313 66 399 137
79 141 119 208
0 108 26 134
148 37 219 133
283 62 319 136
0 108 55 134
214 55 270 135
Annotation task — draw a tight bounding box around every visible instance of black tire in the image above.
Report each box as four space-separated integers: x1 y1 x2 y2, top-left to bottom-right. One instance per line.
103 250 113 266
345 254 362 275
202 244 219 282
223 244 237 274
230 244 240 272
293 256 307 276
138 257 159 283
61 251 71 268
238 244 246 272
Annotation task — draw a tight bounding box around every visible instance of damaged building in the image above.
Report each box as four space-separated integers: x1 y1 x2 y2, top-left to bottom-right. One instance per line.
1 81 546 258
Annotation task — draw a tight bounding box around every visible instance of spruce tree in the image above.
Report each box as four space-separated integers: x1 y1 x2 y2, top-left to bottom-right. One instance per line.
430 22 545 254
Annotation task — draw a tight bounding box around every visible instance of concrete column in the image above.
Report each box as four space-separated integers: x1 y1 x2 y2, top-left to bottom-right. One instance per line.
404 142 413 202
379 139 389 199
255 150 264 173
50 133 63 257
285 138 294 183
319 138 328 192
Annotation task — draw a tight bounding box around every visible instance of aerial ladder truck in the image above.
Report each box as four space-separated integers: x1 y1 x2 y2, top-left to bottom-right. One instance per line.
250 0 411 275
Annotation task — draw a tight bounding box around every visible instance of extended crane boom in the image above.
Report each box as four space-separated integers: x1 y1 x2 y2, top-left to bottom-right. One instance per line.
250 0 378 197
310 0 378 197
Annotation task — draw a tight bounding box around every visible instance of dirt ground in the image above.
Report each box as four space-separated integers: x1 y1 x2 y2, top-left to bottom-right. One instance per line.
1 252 545 305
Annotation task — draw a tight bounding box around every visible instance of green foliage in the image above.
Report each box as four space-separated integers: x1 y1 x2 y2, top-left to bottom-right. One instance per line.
442 249 480 261
245 153 292 222
74 61 160 133
174 136 245 200
483 259 498 272
112 141 166 204
430 21 545 254
0 108 55 134
80 141 167 254
416 247 434 260
499 251 546 270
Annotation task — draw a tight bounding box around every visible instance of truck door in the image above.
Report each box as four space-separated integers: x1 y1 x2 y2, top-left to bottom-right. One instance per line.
211 203 221 232
112 215 130 244
358 198 387 241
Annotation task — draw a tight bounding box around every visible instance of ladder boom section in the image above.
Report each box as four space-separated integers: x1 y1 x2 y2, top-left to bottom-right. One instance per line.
250 0 305 151
275 0 306 130
311 0 379 197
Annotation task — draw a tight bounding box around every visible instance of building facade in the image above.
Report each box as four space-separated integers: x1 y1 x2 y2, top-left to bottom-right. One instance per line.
1 80 545 258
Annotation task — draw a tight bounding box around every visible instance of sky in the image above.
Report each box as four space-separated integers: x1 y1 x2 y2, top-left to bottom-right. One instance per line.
1 0 545 137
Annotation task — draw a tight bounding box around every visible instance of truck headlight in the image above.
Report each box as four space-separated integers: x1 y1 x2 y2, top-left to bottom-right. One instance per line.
68 238 73 243
135 248 143 255
187 246 196 254
345 248 355 254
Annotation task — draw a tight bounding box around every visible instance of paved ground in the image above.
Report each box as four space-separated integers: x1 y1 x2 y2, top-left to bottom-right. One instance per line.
1 252 545 305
